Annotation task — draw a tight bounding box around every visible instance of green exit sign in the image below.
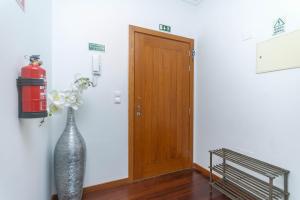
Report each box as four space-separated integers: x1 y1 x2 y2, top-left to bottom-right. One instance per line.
89 43 105 52
159 24 171 32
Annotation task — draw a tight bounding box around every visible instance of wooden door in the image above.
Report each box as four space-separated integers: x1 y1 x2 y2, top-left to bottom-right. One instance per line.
129 26 194 180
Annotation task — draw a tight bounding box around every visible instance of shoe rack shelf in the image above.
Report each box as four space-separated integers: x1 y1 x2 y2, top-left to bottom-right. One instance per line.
209 148 290 200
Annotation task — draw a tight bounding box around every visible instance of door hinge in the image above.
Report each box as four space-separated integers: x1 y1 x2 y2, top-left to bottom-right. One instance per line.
188 50 195 58
188 65 191 71
192 49 195 58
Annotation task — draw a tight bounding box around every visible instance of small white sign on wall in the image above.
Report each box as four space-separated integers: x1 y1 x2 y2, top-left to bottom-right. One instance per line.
16 0 25 12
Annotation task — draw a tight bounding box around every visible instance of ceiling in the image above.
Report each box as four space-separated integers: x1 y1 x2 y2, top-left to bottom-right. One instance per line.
181 0 203 6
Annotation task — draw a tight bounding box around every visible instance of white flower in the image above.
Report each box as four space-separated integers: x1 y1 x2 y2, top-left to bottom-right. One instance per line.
49 90 65 107
73 77 92 93
48 103 62 116
43 75 93 125
64 89 83 110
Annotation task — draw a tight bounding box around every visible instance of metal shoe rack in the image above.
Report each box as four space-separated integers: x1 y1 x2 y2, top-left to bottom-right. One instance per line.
209 148 289 200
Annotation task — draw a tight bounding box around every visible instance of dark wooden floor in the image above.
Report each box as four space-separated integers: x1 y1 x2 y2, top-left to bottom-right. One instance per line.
84 170 229 200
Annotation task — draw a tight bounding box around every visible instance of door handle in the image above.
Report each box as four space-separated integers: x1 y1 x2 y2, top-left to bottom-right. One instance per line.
136 105 142 117
136 111 142 117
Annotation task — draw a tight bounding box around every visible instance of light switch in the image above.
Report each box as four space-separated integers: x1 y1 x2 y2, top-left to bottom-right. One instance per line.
114 90 121 97
114 90 121 104
114 97 121 104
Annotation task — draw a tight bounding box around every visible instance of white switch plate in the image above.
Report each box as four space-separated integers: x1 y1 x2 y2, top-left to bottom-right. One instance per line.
113 91 121 104
114 90 121 97
114 97 121 104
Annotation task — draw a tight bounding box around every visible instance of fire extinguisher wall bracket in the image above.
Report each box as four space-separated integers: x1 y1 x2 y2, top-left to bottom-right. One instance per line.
17 77 48 118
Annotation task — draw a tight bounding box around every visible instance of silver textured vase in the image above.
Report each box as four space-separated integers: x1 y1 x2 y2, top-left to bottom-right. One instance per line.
54 107 86 200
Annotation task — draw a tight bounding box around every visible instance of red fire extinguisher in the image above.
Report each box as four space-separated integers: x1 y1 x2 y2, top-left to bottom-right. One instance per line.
17 55 48 118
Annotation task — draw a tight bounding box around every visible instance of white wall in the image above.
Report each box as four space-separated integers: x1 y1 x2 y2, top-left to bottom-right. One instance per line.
51 0 199 193
195 0 300 199
3 0 300 199
0 0 52 200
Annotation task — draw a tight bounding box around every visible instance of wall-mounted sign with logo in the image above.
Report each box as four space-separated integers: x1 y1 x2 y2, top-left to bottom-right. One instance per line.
273 18 285 36
16 0 25 12
159 24 171 33
89 43 105 52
